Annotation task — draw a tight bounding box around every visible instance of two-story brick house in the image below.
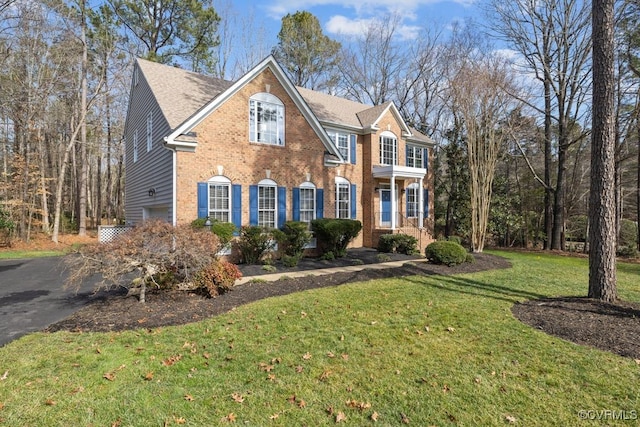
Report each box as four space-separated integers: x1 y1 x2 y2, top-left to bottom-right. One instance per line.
124 56 435 252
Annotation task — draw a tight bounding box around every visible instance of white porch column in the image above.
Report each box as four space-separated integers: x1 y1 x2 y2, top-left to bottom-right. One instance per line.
390 175 396 230
418 177 424 229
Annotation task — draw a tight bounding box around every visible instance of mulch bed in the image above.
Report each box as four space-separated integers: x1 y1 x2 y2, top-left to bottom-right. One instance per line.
47 249 640 360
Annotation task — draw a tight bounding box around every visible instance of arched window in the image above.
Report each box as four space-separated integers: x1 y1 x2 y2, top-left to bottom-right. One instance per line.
249 93 285 146
208 176 231 222
335 177 351 219
379 131 397 165
258 178 277 228
298 181 316 223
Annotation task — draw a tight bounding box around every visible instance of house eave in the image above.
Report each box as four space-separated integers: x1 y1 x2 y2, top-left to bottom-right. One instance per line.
372 165 427 179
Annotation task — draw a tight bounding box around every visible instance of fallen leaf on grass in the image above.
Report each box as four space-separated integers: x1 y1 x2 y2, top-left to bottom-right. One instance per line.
45 399 56 406
258 362 274 372
184 394 194 401
162 355 182 366
103 372 116 381
295 365 304 373
447 327 455 332
266 374 276 381
269 413 279 420
111 419 121 427
346 399 371 411
505 414 517 423
327 351 335 358
302 352 312 360
297 399 306 408
401 412 410 423
175 417 186 424
221 413 236 423
144 372 154 381
231 393 244 403
371 411 379 422
319 370 332 381
335 411 347 423
0 371 7 381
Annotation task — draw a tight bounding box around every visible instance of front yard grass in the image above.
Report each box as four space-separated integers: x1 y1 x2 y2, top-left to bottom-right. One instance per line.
0 250 638 426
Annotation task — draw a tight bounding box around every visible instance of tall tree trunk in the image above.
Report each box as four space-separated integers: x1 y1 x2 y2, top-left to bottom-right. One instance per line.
589 0 617 302
78 0 88 236
543 78 553 250
551 143 567 250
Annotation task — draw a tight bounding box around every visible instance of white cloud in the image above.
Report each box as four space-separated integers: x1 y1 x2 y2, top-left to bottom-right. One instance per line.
326 15 422 40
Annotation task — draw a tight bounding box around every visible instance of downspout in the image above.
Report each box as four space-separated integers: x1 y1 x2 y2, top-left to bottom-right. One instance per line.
164 136 178 226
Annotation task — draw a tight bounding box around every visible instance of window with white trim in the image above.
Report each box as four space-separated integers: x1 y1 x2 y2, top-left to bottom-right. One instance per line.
133 129 138 163
406 183 419 218
335 177 350 219
299 181 316 223
407 145 423 168
208 176 231 222
146 112 153 152
249 93 285 146
380 132 397 165
328 130 349 161
258 179 277 228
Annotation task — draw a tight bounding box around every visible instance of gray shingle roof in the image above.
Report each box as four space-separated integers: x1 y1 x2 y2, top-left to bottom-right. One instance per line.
137 58 432 145
137 58 233 129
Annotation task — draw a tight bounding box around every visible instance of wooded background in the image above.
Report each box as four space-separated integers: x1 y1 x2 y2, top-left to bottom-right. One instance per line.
0 0 638 252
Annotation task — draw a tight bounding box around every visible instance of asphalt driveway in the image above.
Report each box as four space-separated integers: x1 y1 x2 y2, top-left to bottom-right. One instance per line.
0 256 100 347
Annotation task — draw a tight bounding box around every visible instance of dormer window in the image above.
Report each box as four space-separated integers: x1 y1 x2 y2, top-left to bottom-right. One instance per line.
249 93 285 146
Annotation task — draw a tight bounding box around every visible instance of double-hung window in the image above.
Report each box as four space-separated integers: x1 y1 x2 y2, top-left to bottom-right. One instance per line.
406 184 419 218
380 133 397 165
208 177 231 222
328 130 349 161
258 182 277 228
336 178 350 219
406 145 424 168
249 93 285 146
299 182 316 224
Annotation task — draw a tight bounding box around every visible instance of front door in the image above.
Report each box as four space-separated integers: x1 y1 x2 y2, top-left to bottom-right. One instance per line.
380 189 391 227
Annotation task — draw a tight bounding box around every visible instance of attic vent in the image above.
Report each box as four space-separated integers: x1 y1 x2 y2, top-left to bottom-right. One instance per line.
265 84 271 93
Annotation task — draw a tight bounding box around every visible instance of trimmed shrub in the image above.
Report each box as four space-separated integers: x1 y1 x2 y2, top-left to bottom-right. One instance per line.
193 260 242 297
273 221 312 263
617 245 638 259
425 240 467 266
237 226 275 264
311 218 362 258
377 233 419 255
447 235 462 245
281 254 301 267
191 218 236 251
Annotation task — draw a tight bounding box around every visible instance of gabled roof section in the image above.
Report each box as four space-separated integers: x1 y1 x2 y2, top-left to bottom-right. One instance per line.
357 102 412 135
296 86 368 129
165 55 342 158
136 58 233 129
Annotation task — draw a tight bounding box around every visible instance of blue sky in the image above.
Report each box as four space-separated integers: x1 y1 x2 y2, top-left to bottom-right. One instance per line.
226 0 481 45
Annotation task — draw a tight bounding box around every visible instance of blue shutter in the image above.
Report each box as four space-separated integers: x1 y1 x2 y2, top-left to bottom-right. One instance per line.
292 188 300 221
197 182 208 218
316 189 324 219
232 184 242 233
350 184 357 219
424 188 429 218
406 145 410 166
278 186 286 228
424 148 429 170
350 134 356 164
249 185 258 226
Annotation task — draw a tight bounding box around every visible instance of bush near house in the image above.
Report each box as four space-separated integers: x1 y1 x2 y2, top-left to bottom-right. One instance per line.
425 240 468 266
272 221 313 267
191 218 236 252
237 225 276 264
377 233 419 255
311 218 362 258
64 219 236 303
192 260 242 297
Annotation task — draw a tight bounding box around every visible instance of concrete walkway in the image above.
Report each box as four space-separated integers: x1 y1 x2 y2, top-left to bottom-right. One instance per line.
236 259 419 285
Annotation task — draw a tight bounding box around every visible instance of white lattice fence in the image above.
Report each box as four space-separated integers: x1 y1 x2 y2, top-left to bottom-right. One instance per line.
98 225 132 243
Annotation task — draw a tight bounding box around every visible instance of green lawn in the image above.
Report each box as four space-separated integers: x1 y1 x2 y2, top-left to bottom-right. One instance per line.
0 249 65 259
0 251 638 426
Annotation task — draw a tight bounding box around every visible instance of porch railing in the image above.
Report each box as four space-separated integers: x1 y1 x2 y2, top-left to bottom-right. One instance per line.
374 212 428 250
